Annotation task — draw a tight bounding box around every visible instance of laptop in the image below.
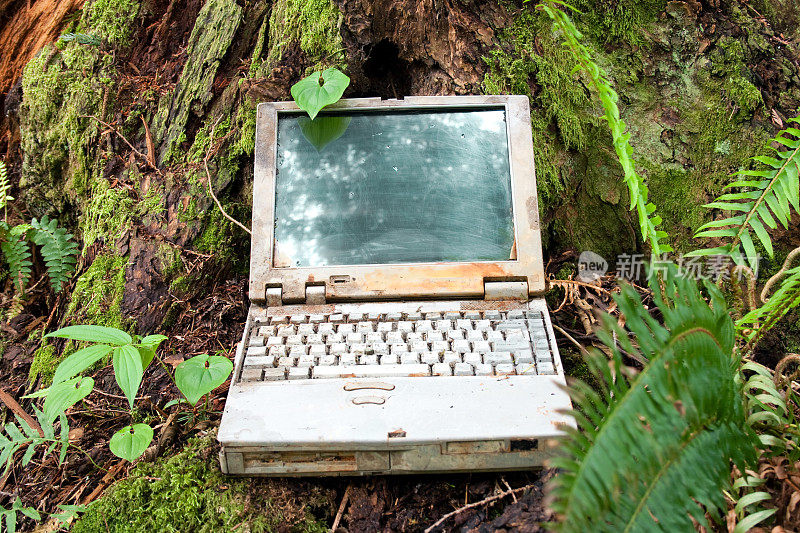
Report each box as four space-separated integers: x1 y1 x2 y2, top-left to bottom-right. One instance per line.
217 95 573 476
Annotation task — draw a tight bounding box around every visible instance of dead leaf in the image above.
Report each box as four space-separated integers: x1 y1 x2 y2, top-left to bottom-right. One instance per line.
163 354 184 369
68 427 84 442
141 115 156 168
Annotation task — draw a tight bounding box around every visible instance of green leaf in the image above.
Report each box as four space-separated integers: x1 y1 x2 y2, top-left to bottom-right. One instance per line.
298 115 352 151
17 505 40 521
52 344 113 384
290 68 350 120
175 354 233 405
733 508 776 533
40 376 94 424
46 325 131 345
109 424 153 461
112 345 144 409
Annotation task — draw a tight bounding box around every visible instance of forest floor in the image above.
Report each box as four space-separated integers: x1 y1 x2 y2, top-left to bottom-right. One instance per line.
1 270 570 532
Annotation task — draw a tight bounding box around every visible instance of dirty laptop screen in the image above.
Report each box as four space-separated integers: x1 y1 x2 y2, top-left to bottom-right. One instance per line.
273 108 515 268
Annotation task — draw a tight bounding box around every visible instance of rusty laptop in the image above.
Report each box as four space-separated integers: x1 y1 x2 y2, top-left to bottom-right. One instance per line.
217 95 573 476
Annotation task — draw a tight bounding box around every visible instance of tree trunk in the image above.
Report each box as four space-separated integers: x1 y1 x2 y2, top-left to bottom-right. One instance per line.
0 0 799 371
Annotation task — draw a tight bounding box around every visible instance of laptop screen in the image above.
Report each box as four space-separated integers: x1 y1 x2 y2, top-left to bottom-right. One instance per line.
273 108 515 268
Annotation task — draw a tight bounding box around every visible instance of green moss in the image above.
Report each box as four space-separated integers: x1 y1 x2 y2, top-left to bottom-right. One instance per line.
571 0 666 46
19 0 142 216
482 8 593 222
641 163 705 250
264 0 345 74
66 253 128 329
73 436 330 532
28 343 57 384
152 0 243 165
83 0 141 47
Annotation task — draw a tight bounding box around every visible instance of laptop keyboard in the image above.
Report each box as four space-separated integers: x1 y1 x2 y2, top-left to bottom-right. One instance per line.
239 310 556 382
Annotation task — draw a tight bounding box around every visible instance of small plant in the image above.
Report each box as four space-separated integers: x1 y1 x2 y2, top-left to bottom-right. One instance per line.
549 266 758 531
688 118 800 272
0 498 41 533
0 161 13 221
43 325 233 461
291 67 350 120
0 215 79 296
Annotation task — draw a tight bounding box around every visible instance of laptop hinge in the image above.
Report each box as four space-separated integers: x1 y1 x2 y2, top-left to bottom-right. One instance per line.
305 285 326 305
266 286 282 307
484 280 528 301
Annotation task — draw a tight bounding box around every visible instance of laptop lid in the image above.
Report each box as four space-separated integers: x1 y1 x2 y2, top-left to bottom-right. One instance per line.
250 95 544 304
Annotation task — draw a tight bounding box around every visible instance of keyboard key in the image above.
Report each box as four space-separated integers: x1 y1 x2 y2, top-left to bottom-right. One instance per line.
444 311 461 320
537 361 556 374
380 354 399 364
420 352 440 364
288 367 310 379
249 336 265 347
240 367 263 381
297 323 315 336
454 362 473 376
516 363 537 375
290 315 307 324
318 354 336 366
360 354 378 365
309 344 327 357
463 352 482 365
340 353 356 365
244 355 275 367
486 352 513 364
297 354 315 367
267 336 284 347
442 352 461 364
494 363 516 375
309 314 325 323
263 368 287 381
474 364 493 376
268 346 286 357
452 339 471 353
514 350 534 364
312 364 430 379
400 352 420 364
247 345 267 357
278 356 295 367
432 363 452 376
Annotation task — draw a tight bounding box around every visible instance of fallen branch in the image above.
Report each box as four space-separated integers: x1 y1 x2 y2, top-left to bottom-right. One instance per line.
424 483 535 533
0 388 43 437
331 484 352 531
204 117 252 236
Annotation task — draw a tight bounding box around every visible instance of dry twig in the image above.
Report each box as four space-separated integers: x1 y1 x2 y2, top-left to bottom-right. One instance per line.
0 389 43 437
331 484 352 531
81 115 162 175
424 483 535 532
204 117 252 236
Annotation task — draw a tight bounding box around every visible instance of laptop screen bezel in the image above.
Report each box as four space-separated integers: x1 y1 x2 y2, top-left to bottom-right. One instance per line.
250 95 545 303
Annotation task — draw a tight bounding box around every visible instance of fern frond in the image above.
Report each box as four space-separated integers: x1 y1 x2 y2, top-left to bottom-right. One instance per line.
30 216 79 293
0 223 33 292
538 1 671 255
0 160 13 216
549 265 758 532
738 265 800 350
688 118 800 272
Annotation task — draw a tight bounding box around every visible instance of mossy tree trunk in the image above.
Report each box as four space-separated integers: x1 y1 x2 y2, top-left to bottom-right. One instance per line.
0 0 798 380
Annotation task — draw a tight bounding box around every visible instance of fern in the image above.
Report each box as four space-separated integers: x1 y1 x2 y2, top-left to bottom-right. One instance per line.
0 223 33 291
688 118 800 272
30 216 79 293
0 497 41 533
0 408 70 477
0 160 12 220
738 265 800 350
550 265 758 532
538 1 671 255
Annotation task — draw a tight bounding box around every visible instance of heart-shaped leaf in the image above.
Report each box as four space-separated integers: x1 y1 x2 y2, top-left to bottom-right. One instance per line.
112 345 144 409
109 423 153 461
290 68 350 120
39 376 94 424
299 115 352 151
175 354 233 405
46 325 132 345
52 344 113 384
